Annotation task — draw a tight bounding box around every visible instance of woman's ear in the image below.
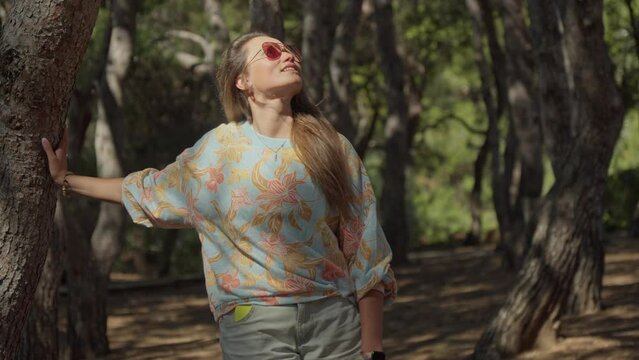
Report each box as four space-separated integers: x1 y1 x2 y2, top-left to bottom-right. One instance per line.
235 74 249 91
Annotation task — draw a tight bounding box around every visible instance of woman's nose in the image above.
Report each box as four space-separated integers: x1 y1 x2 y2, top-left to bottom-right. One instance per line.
281 50 299 63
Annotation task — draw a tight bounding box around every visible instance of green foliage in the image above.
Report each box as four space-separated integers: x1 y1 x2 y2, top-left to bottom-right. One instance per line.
605 167 639 231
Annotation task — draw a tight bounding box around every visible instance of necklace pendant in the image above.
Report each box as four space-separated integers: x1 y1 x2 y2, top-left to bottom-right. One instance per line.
275 153 278 161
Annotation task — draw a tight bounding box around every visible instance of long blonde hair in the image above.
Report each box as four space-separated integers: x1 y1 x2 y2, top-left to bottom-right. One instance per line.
216 32 356 221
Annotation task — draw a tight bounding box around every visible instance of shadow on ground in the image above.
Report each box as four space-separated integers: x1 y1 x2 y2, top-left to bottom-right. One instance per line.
94 235 639 359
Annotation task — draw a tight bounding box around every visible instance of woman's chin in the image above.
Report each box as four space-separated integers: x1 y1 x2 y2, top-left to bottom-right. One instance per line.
267 81 303 99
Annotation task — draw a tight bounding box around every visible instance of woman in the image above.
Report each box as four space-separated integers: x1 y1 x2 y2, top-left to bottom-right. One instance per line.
42 32 396 360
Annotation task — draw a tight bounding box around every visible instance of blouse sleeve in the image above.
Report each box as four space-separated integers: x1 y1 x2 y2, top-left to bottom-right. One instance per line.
121 132 211 229
338 135 398 305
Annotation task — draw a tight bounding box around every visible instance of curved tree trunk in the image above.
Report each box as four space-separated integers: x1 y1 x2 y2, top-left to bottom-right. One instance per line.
373 0 410 265
0 1 100 357
472 0 624 357
249 0 284 39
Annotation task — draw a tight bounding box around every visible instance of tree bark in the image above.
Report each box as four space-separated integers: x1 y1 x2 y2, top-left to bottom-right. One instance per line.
327 0 363 142
18 200 66 360
472 0 624 357
372 0 410 265
302 0 337 105
0 1 100 357
249 0 284 39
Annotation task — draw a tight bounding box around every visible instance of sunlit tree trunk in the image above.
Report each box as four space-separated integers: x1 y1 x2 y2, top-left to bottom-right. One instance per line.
372 0 410 264
0 1 100 357
250 0 284 39
204 0 230 61
472 0 624 357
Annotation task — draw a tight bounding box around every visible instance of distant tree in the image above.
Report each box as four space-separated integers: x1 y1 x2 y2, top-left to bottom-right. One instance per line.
327 0 363 143
372 0 410 264
61 0 137 356
302 0 336 105
0 0 101 357
472 0 625 357
250 0 284 38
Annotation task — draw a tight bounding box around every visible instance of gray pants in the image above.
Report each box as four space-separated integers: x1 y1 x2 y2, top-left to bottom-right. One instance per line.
218 296 364 359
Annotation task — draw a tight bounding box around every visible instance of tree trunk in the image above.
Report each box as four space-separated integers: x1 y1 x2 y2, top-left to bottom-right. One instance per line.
302 0 337 105
498 0 544 267
472 0 624 357
18 200 66 360
327 0 363 142
372 0 410 265
0 1 100 357
466 0 511 253
204 0 230 62
249 0 284 39
157 229 179 277
631 201 639 238
466 138 490 245
69 0 136 355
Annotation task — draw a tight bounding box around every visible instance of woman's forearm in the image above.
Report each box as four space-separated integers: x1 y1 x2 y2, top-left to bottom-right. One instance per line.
358 288 385 353
63 175 124 204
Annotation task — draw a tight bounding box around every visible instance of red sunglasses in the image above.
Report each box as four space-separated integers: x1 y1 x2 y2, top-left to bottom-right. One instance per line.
244 42 302 70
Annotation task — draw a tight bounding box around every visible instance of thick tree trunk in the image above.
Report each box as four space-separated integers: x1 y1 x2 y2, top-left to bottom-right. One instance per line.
327 0 363 142
0 1 100 357
372 0 410 264
472 0 624 357
249 0 284 39
302 0 336 105
18 200 66 360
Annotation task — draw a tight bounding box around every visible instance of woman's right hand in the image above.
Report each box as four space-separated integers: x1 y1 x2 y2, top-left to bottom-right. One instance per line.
41 129 69 186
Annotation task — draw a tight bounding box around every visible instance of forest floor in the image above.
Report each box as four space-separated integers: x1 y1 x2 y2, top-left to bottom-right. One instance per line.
99 234 639 359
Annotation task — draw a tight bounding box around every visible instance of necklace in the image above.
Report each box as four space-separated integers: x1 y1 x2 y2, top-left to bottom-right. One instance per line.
252 124 289 160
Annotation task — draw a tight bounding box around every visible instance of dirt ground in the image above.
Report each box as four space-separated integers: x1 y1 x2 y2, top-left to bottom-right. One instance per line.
101 235 639 359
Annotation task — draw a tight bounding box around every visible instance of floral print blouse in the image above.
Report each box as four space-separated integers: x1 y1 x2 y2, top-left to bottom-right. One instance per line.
121 120 397 321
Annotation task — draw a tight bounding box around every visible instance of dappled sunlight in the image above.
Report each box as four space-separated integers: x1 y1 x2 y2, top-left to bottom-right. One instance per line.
96 237 639 359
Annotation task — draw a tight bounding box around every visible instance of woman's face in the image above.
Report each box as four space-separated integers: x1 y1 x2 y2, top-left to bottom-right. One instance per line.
238 36 303 100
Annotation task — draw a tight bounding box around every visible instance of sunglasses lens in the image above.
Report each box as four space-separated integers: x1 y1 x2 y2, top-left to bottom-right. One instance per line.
263 44 282 60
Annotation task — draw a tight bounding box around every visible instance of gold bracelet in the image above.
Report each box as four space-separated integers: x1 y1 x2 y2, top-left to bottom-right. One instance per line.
61 171 74 198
